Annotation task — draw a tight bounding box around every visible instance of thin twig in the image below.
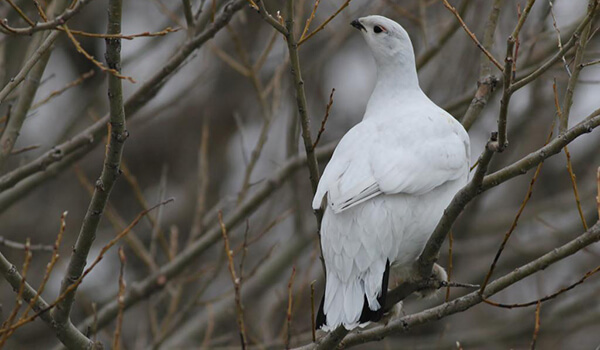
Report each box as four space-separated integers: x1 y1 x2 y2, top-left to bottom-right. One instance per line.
285 266 296 349
0 239 31 346
564 147 588 231
312 88 334 150
189 118 210 242
112 247 127 350
18 212 67 322
254 28 279 72
445 231 453 302
530 301 541 350
282 0 324 254
33 0 48 22
53 0 131 326
416 0 469 69
182 0 195 35
0 0 97 35
597 167 600 219
512 0 536 39
239 221 250 281
548 0 572 77
62 25 136 83
418 134 496 277
9 144 41 156
479 123 554 294
580 58 600 68
483 265 600 308
150 165 169 259
0 30 59 104
91 303 98 343
31 70 96 109
298 0 351 46
218 211 248 350
0 199 173 336
211 44 251 76
5 0 36 27
0 236 53 251
559 0 596 134
310 280 316 342
60 26 180 40
299 0 321 42
490 37 516 152
255 0 288 35
121 162 160 232
553 75 589 231
513 4 521 79
0 0 247 195
441 0 504 71
511 6 597 91
317 222 600 350
73 165 157 271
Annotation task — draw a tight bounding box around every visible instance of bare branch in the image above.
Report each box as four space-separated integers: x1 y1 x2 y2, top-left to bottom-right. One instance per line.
483 265 600 308
511 6 597 91
112 248 127 350
441 0 503 71
0 31 60 105
285 266 296 349
256 0 288 35
530 302 541 350
0 26 59 170
0 248 93 348
312 88 335 150
53 0 130 325
480 124 554 294
70 142 336 336
0 0 248 199
0 0 97 35
559 0 596 133
297 0 352 46
318 222 600 349
31 70 95 110
219 211 248 350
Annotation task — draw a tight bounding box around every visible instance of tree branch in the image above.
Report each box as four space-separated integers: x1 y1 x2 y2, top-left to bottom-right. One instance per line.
330 221 600 349
52 0 129 325
0 252 94 349
65 143 336 339
0 30 60 105
0 0 97 35
0 0 247 201
559 0 596 133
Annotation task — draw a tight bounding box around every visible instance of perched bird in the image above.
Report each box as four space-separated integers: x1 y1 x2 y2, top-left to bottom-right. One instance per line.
313 15 470 331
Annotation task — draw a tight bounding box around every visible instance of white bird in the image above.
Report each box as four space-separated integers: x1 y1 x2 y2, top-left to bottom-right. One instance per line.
313 15 470 331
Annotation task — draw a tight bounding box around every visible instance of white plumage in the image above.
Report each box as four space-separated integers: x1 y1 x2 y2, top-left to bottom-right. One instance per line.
313 16 470 331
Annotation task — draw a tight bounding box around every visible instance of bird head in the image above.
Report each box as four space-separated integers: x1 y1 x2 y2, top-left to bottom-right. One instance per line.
350 15 415 68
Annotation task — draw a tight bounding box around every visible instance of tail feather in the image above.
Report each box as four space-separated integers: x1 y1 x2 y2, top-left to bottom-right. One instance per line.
316 260 391 331
359 260 390 323
316 293 326 329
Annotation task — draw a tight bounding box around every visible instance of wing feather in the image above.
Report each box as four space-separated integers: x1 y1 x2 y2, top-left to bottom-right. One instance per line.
313 112 469 214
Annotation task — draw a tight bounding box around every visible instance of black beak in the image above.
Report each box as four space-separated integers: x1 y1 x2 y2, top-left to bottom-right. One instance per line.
350 19 366 32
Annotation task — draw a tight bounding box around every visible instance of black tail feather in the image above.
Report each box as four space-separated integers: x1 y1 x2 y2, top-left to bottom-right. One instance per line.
316 292 326 329
359 259 390 324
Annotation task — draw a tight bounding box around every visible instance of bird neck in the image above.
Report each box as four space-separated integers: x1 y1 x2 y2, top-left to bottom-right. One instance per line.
364 54 423 118
374 51 420 92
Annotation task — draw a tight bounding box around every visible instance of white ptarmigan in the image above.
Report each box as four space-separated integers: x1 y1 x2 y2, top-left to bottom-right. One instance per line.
313 16 470 331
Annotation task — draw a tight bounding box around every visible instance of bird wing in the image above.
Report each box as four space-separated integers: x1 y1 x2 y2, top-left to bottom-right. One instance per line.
312 116 468 214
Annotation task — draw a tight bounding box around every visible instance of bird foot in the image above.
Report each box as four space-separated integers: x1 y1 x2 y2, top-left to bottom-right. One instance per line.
415 263 447 299
380 301 404 326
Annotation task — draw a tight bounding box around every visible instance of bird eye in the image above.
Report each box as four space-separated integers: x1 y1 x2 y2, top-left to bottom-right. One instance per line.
373 25 383 33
